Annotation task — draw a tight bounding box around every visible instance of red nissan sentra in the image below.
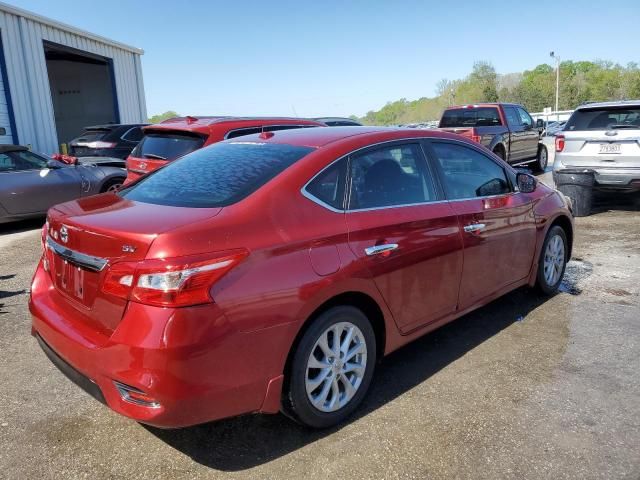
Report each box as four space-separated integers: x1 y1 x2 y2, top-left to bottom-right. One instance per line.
30 127 574 429
124 116 325 184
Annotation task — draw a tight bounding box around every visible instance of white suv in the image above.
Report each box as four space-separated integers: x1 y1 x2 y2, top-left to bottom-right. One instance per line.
553 100 640 191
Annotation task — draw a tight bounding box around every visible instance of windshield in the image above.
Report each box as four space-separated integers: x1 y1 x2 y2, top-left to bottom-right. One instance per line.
131 132 205 161
565 106 640 131
120 142 314 208
439 107 502 128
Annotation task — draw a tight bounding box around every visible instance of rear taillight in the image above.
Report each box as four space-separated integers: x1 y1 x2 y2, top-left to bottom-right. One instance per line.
470 128 481 144
85 141 117 149
102 250 248 307
555 135 565 152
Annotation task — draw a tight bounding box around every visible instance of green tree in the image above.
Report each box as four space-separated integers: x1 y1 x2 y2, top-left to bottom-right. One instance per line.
147 111 180 123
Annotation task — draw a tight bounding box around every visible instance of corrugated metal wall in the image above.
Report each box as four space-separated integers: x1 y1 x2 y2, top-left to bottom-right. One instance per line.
0 7 146 153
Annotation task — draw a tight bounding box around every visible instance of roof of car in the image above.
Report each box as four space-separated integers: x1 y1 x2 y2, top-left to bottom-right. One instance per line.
576 100 640 110
227 125 465 148
0 144 28 153
84 123 149 130
445 102 523 110
143 116 325 135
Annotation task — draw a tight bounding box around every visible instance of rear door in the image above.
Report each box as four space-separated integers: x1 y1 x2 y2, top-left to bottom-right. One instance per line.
503 106 525 161
0 151 81 215
427 140 537 309
344 141 463 333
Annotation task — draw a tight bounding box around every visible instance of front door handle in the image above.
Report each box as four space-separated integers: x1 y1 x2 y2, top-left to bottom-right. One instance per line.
365 244 399 256
463 223 486 233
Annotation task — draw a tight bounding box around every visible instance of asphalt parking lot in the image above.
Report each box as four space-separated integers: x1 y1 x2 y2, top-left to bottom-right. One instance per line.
1 172 639 479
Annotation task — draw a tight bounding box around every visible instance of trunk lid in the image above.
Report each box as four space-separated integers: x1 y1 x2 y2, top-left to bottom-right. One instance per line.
45 194 221 333
561 129 640 168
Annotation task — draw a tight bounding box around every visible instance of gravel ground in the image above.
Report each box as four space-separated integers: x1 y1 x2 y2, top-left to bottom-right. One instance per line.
0 178 638 479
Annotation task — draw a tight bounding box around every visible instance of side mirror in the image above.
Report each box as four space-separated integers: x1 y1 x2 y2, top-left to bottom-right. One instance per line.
516 172 537 193
46 159 63 169
536 119 544 129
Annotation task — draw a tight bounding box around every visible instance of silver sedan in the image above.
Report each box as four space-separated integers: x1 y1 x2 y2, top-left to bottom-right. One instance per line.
0 145 126 224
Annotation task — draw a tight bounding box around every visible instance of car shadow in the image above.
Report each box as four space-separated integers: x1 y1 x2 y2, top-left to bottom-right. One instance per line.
0 217 45 236
145 286 552 472
591 190 640 214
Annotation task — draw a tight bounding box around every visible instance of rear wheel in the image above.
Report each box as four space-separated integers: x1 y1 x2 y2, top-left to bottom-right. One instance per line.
282 306 376 428
493 146 506 161
532 144 548 173
100 178 124 193
536 225 568 294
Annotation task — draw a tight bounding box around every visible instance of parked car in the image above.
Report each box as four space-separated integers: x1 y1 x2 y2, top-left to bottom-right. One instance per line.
124 116 325 183
30 127 573 429
553 100 640 215
0 145 126 224
314 117 363 126
69 124 148 159
438 103 548 171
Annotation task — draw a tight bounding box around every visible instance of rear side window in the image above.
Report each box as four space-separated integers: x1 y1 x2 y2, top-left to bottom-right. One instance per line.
431 142 510 199
122 127 144 142
132 132 205 160
440 108 502 128
565 107 640 131
120 142 314 208
349 144 435 210
305 158 348 210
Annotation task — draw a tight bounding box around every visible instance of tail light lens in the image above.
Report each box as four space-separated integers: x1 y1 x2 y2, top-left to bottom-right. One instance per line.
102 250 248 307
470 129 481 144
85 141 117 149
555 135 565 152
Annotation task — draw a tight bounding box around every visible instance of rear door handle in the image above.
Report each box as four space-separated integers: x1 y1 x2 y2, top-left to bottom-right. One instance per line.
463 223 486 233
365 244 398 256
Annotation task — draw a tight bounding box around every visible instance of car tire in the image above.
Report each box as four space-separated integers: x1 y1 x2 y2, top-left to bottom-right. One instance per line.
282 306 377 429
536 225 568 295
533 144 548 173
100 178 124 193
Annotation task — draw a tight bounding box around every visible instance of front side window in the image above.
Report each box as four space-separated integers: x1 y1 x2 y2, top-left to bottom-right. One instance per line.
120 142 314 208
122 127 144 142
517 108 533 128
431 142 510 199
305 158 348 210
348 144 435 210
504 106 521 128
0 151 48 172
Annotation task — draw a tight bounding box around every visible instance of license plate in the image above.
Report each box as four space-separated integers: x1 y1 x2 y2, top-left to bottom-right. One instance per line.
55 258 85 299
599 143 621 154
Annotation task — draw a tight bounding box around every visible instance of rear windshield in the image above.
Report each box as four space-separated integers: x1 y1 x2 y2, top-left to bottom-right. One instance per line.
439 107 502 127
565 106 640 131
72 129 111 143
131 132 205 161
120 142 314 208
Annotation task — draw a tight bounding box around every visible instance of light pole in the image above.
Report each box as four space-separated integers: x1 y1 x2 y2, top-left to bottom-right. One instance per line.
550 51 560 119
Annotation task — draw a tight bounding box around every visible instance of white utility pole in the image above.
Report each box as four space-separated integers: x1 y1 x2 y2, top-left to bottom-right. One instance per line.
550 51 560 120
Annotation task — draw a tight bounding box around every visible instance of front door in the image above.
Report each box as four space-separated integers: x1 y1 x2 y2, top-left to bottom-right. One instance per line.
344 141 463 333
427 140 537 309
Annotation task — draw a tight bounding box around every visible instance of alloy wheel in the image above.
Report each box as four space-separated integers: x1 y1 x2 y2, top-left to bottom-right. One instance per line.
543 234 565 286
305 321 367 413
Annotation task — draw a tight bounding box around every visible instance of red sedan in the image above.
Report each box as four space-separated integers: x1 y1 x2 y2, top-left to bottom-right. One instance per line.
30 127 573 428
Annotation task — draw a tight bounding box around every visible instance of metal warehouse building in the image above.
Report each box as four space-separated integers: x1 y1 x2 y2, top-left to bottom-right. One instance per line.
0 2 146 154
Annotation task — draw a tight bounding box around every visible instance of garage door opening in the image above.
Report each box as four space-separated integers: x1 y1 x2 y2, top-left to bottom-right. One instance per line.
44 41 119 149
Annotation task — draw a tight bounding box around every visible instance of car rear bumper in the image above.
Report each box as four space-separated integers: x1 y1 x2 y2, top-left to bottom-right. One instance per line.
553 162 640 189
29 261 287 428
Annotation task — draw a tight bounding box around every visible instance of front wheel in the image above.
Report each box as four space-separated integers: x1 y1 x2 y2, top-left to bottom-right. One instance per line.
536 225 568 294
533 144 548 173
282 306 377 428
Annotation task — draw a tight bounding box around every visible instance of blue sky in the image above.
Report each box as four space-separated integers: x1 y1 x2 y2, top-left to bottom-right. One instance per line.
16 0 640 118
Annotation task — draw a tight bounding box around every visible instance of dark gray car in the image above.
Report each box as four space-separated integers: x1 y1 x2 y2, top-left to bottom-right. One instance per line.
0 145 126 224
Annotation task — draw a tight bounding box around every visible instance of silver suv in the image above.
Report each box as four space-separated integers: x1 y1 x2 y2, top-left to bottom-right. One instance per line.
553 100 640 191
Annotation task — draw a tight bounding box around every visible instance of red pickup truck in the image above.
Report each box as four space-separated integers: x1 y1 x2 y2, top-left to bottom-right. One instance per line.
438 103 548 172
